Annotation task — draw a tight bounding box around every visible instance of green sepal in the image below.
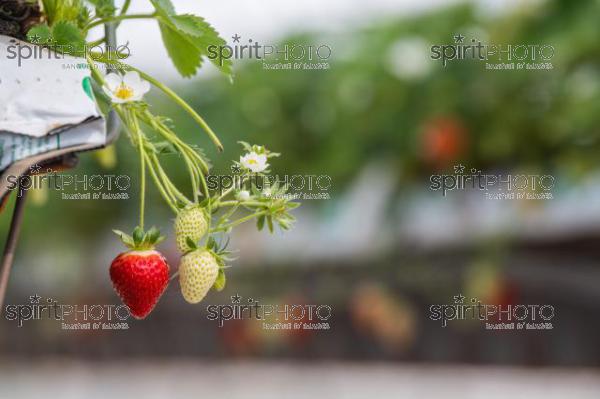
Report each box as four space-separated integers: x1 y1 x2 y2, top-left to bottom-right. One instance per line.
257 214 265 231
206 236 217 251
114 226 165 251
144 227 161 245
175 200 189 210
213 268 226 291
132 226 144 246
155 141 178 154
186 236 198 250
113 229 134 247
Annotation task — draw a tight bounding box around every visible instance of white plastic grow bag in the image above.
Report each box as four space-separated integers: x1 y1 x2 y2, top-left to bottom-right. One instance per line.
0 34 106 172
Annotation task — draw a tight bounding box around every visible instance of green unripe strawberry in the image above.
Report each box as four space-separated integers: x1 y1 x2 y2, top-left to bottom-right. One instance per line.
174 206 208 253
179 249 219 304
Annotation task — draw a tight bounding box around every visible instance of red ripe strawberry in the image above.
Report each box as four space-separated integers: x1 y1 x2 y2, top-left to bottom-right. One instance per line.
422 116 467 168
110 227 170 319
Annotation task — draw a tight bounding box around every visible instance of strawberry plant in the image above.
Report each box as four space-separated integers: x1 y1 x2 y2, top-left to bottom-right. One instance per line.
23 0 299 318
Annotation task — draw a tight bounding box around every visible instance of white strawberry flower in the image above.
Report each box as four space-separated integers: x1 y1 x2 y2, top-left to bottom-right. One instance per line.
103 71 150 104
240 151 268 173
236 190 250 201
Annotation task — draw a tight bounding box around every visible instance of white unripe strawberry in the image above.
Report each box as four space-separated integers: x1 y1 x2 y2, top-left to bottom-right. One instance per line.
174 206 208 253
179 249 219 304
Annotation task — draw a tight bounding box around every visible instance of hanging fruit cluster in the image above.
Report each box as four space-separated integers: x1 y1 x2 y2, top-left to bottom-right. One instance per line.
21 0 299 318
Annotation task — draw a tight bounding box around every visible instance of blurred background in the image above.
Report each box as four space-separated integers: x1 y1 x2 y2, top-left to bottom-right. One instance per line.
1 0 600 397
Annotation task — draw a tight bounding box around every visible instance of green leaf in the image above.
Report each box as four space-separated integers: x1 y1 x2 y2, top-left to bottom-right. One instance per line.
87 0 117 18
150 0 232 79
267 215 274 233
51 21 85 55
158 21 202 78
150 0 176 16
41 0 88 28
168 14 208 37
171 14 234 77
27 24 52 44
77 5 91 28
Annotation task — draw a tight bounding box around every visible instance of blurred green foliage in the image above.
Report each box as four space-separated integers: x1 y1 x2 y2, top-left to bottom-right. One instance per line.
168 0 600 182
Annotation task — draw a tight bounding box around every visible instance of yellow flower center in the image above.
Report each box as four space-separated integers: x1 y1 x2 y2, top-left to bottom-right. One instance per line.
115 84 134 100
247 159 257 165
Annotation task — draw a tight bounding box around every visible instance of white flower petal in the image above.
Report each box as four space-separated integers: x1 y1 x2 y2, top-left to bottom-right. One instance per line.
104 73 122 92
123 71 141 87
130 93 145 102
237 190 250 201
239 152 269 172
109 95 127 104
138 80 151 94
256 153 267 164
102 86 114 99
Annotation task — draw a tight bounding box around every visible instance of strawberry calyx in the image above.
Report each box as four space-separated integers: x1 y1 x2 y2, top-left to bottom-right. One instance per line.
113 226 165 251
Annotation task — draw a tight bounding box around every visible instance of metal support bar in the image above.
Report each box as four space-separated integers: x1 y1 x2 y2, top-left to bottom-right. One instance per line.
0 189 28 313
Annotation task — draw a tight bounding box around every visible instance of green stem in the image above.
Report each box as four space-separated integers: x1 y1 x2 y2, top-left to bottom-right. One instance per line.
129 66 224 151
131 110 146 229
143 151 178 213
216 203 240 228
88 57 222 154
86 13 157 31
87 37 105 47
120 0 132 17
218 200 266 208
87 56 181 214
148 121 200 202
87 55 104 83
198 168 210 200
212 210 267 232
172 141 199 202
139 111 211 202
149 151 191 205
217 201 240 207
218 186 236 201
140 111 210 173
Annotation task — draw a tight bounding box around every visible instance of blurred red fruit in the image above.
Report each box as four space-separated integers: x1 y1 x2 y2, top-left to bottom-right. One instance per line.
422 116 467 168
